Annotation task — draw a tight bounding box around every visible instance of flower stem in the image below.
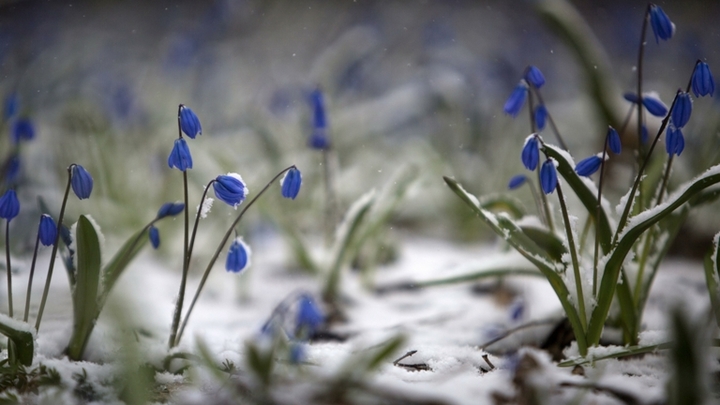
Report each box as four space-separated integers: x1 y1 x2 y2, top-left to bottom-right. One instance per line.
174 165 295 346
556 182 587 330
593 134 610 296
5 221 12 318
35 166 73 331
168 169 190 348
23 232 41 322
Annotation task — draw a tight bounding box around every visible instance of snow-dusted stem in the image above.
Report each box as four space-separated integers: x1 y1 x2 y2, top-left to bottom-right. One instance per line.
556 183 587 330
23 232 42 322
35 166 73 331
187 179 215 267
4 221 12 318
174 166 295 346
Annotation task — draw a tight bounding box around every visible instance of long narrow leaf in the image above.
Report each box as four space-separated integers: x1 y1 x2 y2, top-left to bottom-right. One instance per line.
703 233 720 328
588 169 720 345
0 315 34 366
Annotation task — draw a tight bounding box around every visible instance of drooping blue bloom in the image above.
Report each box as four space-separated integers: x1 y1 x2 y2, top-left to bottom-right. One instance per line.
309 89 330 150
534 105 548 131
178 105 202 139
296 294 324 335
38 214 57 247
525 66 545 89
4 93 18 120
575 155 603 177
607 126 622 154
691 61 715 97
540 159 557 194
11 119 35 143
0 189 19 220
623 92 640 104
521 135 539 171
156 202 185 219
167 138 193 171
649 4 675 43
665 125 685 156
225 237 251 273
641 94 668 117
281 168 302 199
503 81 528 117
507 174 527 190
213 174 248 207
149 225 160 249
5 155 20 183
70 165 93 200
671 92 692 128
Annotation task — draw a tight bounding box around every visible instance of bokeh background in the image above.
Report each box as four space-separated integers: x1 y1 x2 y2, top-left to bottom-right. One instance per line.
1 0 719 265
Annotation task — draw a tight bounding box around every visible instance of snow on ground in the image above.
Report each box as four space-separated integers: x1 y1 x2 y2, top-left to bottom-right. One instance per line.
9 235 715 404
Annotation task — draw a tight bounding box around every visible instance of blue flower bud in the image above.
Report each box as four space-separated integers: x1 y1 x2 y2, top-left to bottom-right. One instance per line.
281 168 302 199
309 89 330 150
641 93 668 117
665 125 685 156
225 237 251 273
671 92 692 129
0 189 19 220
534 105 548 131
503 81 528 117
649 4 675 43
540 159 557 194
296 294 324 335
507 174 527 190
607 126 622 154
575 155 603 177
178 105 202 139
4 93 18 120
38 214 57 246
156 202 185 219
11 119 35 143
70 164 93 200
691 61 715 98
213 173 248 207
149 225 160 249
167 138 193 171
521 135 539 171
525 66 545 89
623 92 640 104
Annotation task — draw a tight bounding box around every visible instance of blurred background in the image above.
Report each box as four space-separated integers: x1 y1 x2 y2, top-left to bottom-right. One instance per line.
1 0 719 266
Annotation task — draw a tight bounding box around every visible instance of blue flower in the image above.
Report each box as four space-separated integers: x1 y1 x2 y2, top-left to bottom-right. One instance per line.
691 61 715 97
4 93 18 120
607 126 622 154
0 189 19 220
665 125 685 156
503 81 528 117
309 89 330 150
156 202 185 219
534 105 548 131
623 92 640 104
225 237 251 273
525 66 545 89
507 174 527 190
213 174 248 207
296 294 324 335
649 4 674 43
521 135 539 171
671 92 692 128
167 138 193 171
575 155 603 177
641 93 668 117
38 214 57 246
70 164 93 200
540 159 557 194
149 225 160 249
11 119 35 143
281 168 302 199
179 105 202 139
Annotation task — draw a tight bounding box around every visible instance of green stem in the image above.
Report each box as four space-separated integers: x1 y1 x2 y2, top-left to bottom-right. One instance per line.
175 166 295 345
168 170 190 348
556 182 587 330
23 232 41 322
35 166 73 331
5 221 12 318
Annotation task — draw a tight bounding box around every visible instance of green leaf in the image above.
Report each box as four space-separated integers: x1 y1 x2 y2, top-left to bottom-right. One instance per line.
66 215 102 361
375 267 542 293
558 341 671 367
520 225 567 262
703 234 720 328
587 168 720 345
444 176 588 355
0 315 34 366
543 145 613 254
